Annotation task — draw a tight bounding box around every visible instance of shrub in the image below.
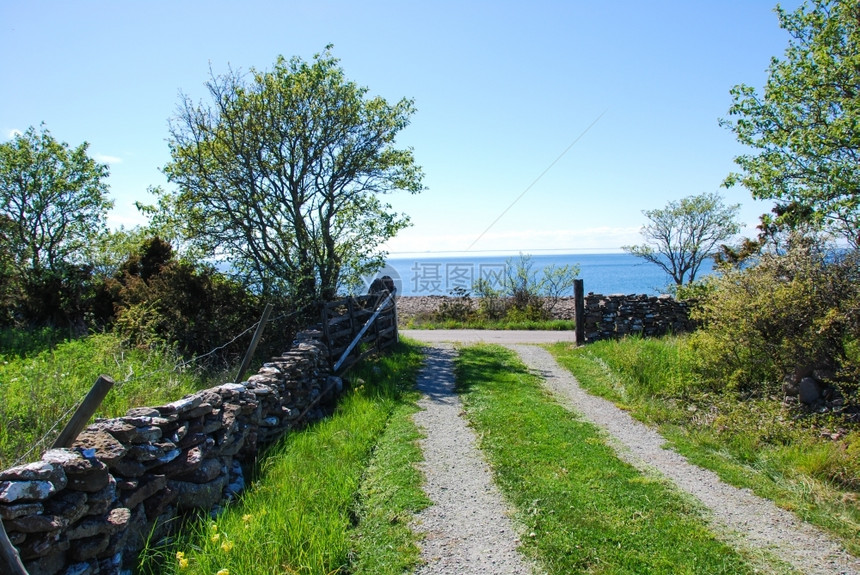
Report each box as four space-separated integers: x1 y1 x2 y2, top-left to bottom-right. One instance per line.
689 242 860 395
468 253 580 323
433 286 475 323
102 237 286 367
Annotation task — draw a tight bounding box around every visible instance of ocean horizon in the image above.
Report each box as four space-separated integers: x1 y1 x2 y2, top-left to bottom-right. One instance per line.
379 253 714 297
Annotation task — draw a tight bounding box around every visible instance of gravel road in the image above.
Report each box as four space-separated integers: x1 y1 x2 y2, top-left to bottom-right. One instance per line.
411 345 541 575
406 331 860 575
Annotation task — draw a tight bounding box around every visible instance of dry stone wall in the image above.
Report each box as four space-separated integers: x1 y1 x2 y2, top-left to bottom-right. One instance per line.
580 293 694 341
0 329 342 575
396 294 694 342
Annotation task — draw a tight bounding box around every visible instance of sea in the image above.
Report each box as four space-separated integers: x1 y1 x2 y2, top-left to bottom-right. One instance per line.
378 253 715 297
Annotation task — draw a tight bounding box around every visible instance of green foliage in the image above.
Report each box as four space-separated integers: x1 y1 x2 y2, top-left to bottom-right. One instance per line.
102 237 270 366
689 243 860 393
429 253 580 325
722 0 860 246
433 286 476 322
499 253 579 319
0 125 113 329
0 124 112 273
138 342 425 575
160 46 424 304
623 192 741 286
0 332 207 468
455 345 759 574
548 338 860 552
0 326 69 359
668 277 716 303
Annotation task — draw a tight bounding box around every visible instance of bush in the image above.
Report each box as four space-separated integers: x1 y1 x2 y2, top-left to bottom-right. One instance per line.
689 243 860 395
100 237 287 368
468 253 579 323
433 287 475 323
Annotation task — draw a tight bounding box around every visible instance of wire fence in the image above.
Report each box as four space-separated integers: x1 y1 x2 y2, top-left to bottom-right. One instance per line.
9 304 314 468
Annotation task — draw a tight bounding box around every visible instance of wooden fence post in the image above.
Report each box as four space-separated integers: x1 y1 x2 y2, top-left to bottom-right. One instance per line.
0 519 27 575
574 279 585 346
0 517 28 575
235 303 274 384
52 375 114 449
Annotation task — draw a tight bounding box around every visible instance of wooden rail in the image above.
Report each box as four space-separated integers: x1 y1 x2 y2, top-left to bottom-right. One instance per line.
320 291 398 373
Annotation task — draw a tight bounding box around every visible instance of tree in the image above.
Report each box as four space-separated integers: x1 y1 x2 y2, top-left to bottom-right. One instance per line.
623 192 741 286
722 0 860 247
0 125 112 329
159 47 424 305
0 125 112 275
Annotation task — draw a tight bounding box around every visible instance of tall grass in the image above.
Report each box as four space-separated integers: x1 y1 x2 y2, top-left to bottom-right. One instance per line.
0 331 214 468
137 342 426 575
548 336 860 556
454 344 763 574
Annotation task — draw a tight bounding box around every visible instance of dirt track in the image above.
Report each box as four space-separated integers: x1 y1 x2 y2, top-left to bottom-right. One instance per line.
406 331 860 575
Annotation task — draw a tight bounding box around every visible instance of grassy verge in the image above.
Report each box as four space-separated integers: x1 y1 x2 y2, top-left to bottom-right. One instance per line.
547 337 860 557
137 341 426 575
454 344 766 574
0 332 212 468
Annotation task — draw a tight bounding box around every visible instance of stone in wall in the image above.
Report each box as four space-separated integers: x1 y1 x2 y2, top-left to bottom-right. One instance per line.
0 306 398 575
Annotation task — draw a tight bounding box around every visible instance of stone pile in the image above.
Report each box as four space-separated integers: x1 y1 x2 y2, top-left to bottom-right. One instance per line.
0 329 340 575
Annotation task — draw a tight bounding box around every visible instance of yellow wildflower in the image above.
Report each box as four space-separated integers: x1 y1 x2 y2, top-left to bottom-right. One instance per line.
242 514 252 523
221 540 234 553
178 557 189 569
216 569 230 575
210 532 221 543
176 551 186 560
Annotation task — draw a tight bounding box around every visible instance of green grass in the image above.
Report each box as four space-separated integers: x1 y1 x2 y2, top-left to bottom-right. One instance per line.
0 332 212 468
454 344 767 574
0 326 71 359
547 337 860 557
137 341 427 575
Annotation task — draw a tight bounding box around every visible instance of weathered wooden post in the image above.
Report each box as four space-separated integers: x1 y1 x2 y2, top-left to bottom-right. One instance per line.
235 303 273 384
574 279 585 346
0 517 28 575
52 375 114 448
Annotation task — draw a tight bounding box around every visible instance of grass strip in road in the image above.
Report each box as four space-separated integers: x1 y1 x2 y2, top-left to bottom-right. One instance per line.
547 339 860 558
137 341 425 575
454 344 764 575
348 382 431 574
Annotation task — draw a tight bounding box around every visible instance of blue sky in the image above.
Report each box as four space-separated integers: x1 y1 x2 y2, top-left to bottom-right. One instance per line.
1 1 800 256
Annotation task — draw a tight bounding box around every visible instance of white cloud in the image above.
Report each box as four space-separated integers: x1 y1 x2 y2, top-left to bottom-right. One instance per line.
6 128 23 140
94 154 123 165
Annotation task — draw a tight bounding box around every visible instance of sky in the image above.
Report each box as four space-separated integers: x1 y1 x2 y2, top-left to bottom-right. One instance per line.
1 0 802 257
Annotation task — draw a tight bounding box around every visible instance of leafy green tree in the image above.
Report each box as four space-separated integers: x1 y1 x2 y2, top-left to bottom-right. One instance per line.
0 125 112 329
623 192 741 286
722 0 860 247
0 125 112 274
159 47 424 305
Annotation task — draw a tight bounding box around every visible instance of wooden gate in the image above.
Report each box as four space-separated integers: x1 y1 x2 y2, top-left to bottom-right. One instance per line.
320 291 398 373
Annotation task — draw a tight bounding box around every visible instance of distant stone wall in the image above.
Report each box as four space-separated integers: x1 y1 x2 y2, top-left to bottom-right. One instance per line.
396 294 694 342
0 329 343 575
580 293 694 341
